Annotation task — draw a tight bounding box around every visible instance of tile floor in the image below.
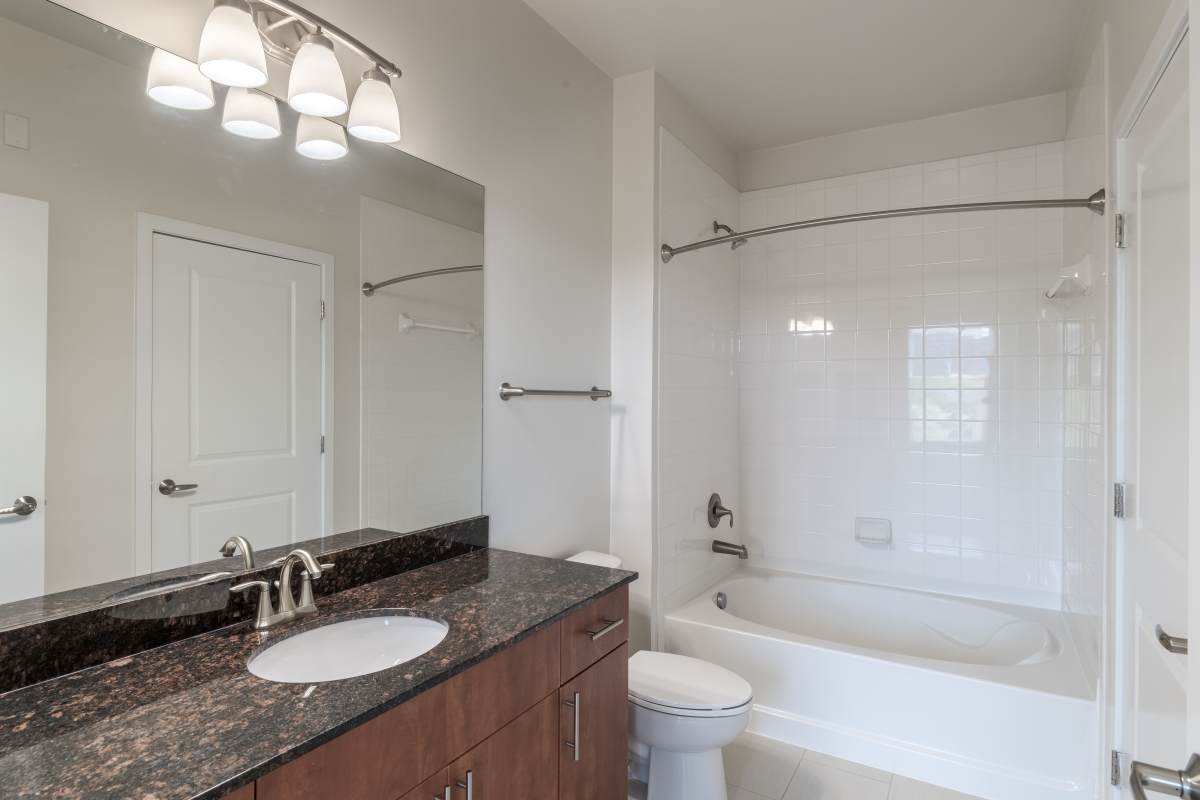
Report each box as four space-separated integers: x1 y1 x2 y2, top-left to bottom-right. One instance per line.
630 732 985 800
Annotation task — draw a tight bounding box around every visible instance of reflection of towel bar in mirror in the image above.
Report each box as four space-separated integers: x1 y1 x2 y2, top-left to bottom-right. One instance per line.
499 383 612 401
398 312 479 338
362 264 483 296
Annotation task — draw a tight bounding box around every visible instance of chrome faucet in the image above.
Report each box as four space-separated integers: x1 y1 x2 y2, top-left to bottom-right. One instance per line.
228 548 332 629
712 540 749 559
707 493 734 528
219 536 256 569
277 548 330 617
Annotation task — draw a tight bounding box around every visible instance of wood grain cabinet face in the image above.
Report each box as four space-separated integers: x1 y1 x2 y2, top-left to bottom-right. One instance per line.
445 622 561 759
449 694 559 800
256 684 446 800
399 769 450 800
224 784 254 800
561 587 628 682
559 644 629 800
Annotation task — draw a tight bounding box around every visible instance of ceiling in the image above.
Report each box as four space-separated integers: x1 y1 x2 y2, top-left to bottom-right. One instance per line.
521 0 1091 152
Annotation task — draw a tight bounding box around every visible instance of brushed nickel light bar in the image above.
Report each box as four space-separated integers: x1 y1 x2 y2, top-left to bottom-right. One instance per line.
252 0 401 77
660 189 1107 263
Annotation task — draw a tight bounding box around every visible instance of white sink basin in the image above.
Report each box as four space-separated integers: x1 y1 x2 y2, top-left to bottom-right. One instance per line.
248 613 449 683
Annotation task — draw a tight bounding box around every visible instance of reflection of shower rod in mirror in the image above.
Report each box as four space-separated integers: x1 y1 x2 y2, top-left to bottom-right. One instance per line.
362 265 484 296
145 0 404 158
398 313 480 339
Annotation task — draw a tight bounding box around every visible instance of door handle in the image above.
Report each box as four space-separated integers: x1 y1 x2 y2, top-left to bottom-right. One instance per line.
1156 624 1188 655
1132 753 1200 799
0 496 36 516
454 770 472 800
158 479 198 496
563 690 581 762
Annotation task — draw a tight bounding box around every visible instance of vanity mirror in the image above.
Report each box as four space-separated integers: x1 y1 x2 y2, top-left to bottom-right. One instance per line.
0 0 484 626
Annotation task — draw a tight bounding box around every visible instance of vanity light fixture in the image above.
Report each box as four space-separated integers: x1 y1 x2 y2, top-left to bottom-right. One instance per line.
152 0 403 162
197 0 269 88
295 114 347 160
348 68 401 143
287 31 348 116
146 48 215 110
222 88 281 139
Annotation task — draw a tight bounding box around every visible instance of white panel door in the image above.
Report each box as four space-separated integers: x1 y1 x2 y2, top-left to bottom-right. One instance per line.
1116 32 1200 795
0 192 47 603
150 233 323 571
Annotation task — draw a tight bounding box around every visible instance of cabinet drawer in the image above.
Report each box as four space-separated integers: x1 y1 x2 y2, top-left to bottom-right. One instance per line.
560 586 628 681
445 622 561 759
560 644 629 800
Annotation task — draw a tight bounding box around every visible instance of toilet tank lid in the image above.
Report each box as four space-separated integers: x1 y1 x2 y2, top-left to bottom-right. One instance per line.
629 651 752 712
566 551 622 568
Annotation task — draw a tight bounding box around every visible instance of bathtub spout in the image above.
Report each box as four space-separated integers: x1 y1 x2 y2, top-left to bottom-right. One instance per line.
712 540 749 559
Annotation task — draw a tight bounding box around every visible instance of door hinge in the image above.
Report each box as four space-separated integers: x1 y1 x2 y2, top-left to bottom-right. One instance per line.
320 434 325 454
320 300 326 320
1115 213 1127 249
1114 482 1129 519
1112 750 1127 786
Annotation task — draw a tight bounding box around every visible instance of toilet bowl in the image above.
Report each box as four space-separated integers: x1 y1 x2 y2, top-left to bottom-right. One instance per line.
628 651 752 800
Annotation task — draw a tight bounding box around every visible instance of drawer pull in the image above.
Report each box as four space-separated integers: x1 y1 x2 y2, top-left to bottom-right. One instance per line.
563 691 581 762
434 786 451 800
455 770 473 800
585 617 624 641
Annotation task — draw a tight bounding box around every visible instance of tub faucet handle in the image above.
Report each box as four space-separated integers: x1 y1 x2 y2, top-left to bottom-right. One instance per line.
708 493 734 528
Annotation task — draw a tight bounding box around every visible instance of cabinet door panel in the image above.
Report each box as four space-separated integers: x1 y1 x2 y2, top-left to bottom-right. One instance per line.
561 587 628 682
256 683 445 800
446 622 560 758
399 769 450 800
559 644 628 800
449 694 558 800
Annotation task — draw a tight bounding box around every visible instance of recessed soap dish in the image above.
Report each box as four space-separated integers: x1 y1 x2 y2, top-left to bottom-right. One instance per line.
855 517 893 547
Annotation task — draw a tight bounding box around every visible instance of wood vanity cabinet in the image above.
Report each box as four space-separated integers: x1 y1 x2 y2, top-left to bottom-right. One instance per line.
251 585 629 800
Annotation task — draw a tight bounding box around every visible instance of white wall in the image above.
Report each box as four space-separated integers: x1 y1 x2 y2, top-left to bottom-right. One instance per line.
361 199 484 533
52 0 616 558
739 144 1070 609
656 129 742 616
739 93 1067 191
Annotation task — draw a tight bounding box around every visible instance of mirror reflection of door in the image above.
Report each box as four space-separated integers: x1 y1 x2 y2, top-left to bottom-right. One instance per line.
145 225 327 573
0 191 48 604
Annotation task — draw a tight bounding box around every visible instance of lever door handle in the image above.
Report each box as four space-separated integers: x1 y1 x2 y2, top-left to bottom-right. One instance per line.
1131 754 1200 799
158 479 198 496
1156 624 1188 655
0 496 37 516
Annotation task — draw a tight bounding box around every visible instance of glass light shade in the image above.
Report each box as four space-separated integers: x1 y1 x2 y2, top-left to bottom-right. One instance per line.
296 114 348 160
348 71 401 143
288 33 348 117
198 0 268 88
221 88 281 139
146 48 214 110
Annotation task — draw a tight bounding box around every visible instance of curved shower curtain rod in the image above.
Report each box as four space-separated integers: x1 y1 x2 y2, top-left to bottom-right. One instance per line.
362 264 483 296
660 189 1107 263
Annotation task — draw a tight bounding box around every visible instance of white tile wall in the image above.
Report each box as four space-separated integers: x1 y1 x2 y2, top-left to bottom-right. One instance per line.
657 129 742 614
737 143 1071 608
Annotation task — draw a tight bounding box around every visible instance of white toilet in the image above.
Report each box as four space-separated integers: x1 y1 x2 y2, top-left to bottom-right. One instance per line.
565 551 753 800
628 651 753 800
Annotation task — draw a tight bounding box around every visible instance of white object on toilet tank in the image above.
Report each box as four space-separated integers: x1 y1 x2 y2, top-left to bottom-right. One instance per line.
566 550 622 568
854 517 892 547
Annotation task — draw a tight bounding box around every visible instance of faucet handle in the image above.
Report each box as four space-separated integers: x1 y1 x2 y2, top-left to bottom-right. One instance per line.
297 563 334 611
230 580 274 629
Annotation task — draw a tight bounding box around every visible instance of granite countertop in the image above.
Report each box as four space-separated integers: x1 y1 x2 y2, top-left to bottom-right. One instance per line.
0 548 636 799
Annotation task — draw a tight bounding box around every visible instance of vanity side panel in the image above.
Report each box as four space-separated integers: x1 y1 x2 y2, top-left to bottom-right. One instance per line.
445 621 561 758
256 682 445 800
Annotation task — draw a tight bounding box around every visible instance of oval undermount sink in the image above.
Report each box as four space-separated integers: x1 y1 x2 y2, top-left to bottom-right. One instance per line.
248 613 449 683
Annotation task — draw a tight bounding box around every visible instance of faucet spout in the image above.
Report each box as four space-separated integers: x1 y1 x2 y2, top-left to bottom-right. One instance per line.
277 549 326 616
219 536 255 570
712 539 749 559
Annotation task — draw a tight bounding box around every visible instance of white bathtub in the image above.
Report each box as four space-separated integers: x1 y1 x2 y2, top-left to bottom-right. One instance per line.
664 568 1097 800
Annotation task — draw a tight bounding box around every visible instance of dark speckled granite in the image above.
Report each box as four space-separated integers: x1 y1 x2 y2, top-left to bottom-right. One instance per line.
0 548 636 800
0 517 487 693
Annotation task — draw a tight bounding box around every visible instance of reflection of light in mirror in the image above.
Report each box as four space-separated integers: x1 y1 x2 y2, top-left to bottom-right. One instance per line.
221 88 281 139
295 114 348 160
146 49 214 110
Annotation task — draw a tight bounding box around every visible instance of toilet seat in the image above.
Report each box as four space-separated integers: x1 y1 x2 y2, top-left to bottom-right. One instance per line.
628 651 753 719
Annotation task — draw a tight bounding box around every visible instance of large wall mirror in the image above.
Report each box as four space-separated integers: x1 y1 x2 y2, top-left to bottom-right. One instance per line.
0 0 484 623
